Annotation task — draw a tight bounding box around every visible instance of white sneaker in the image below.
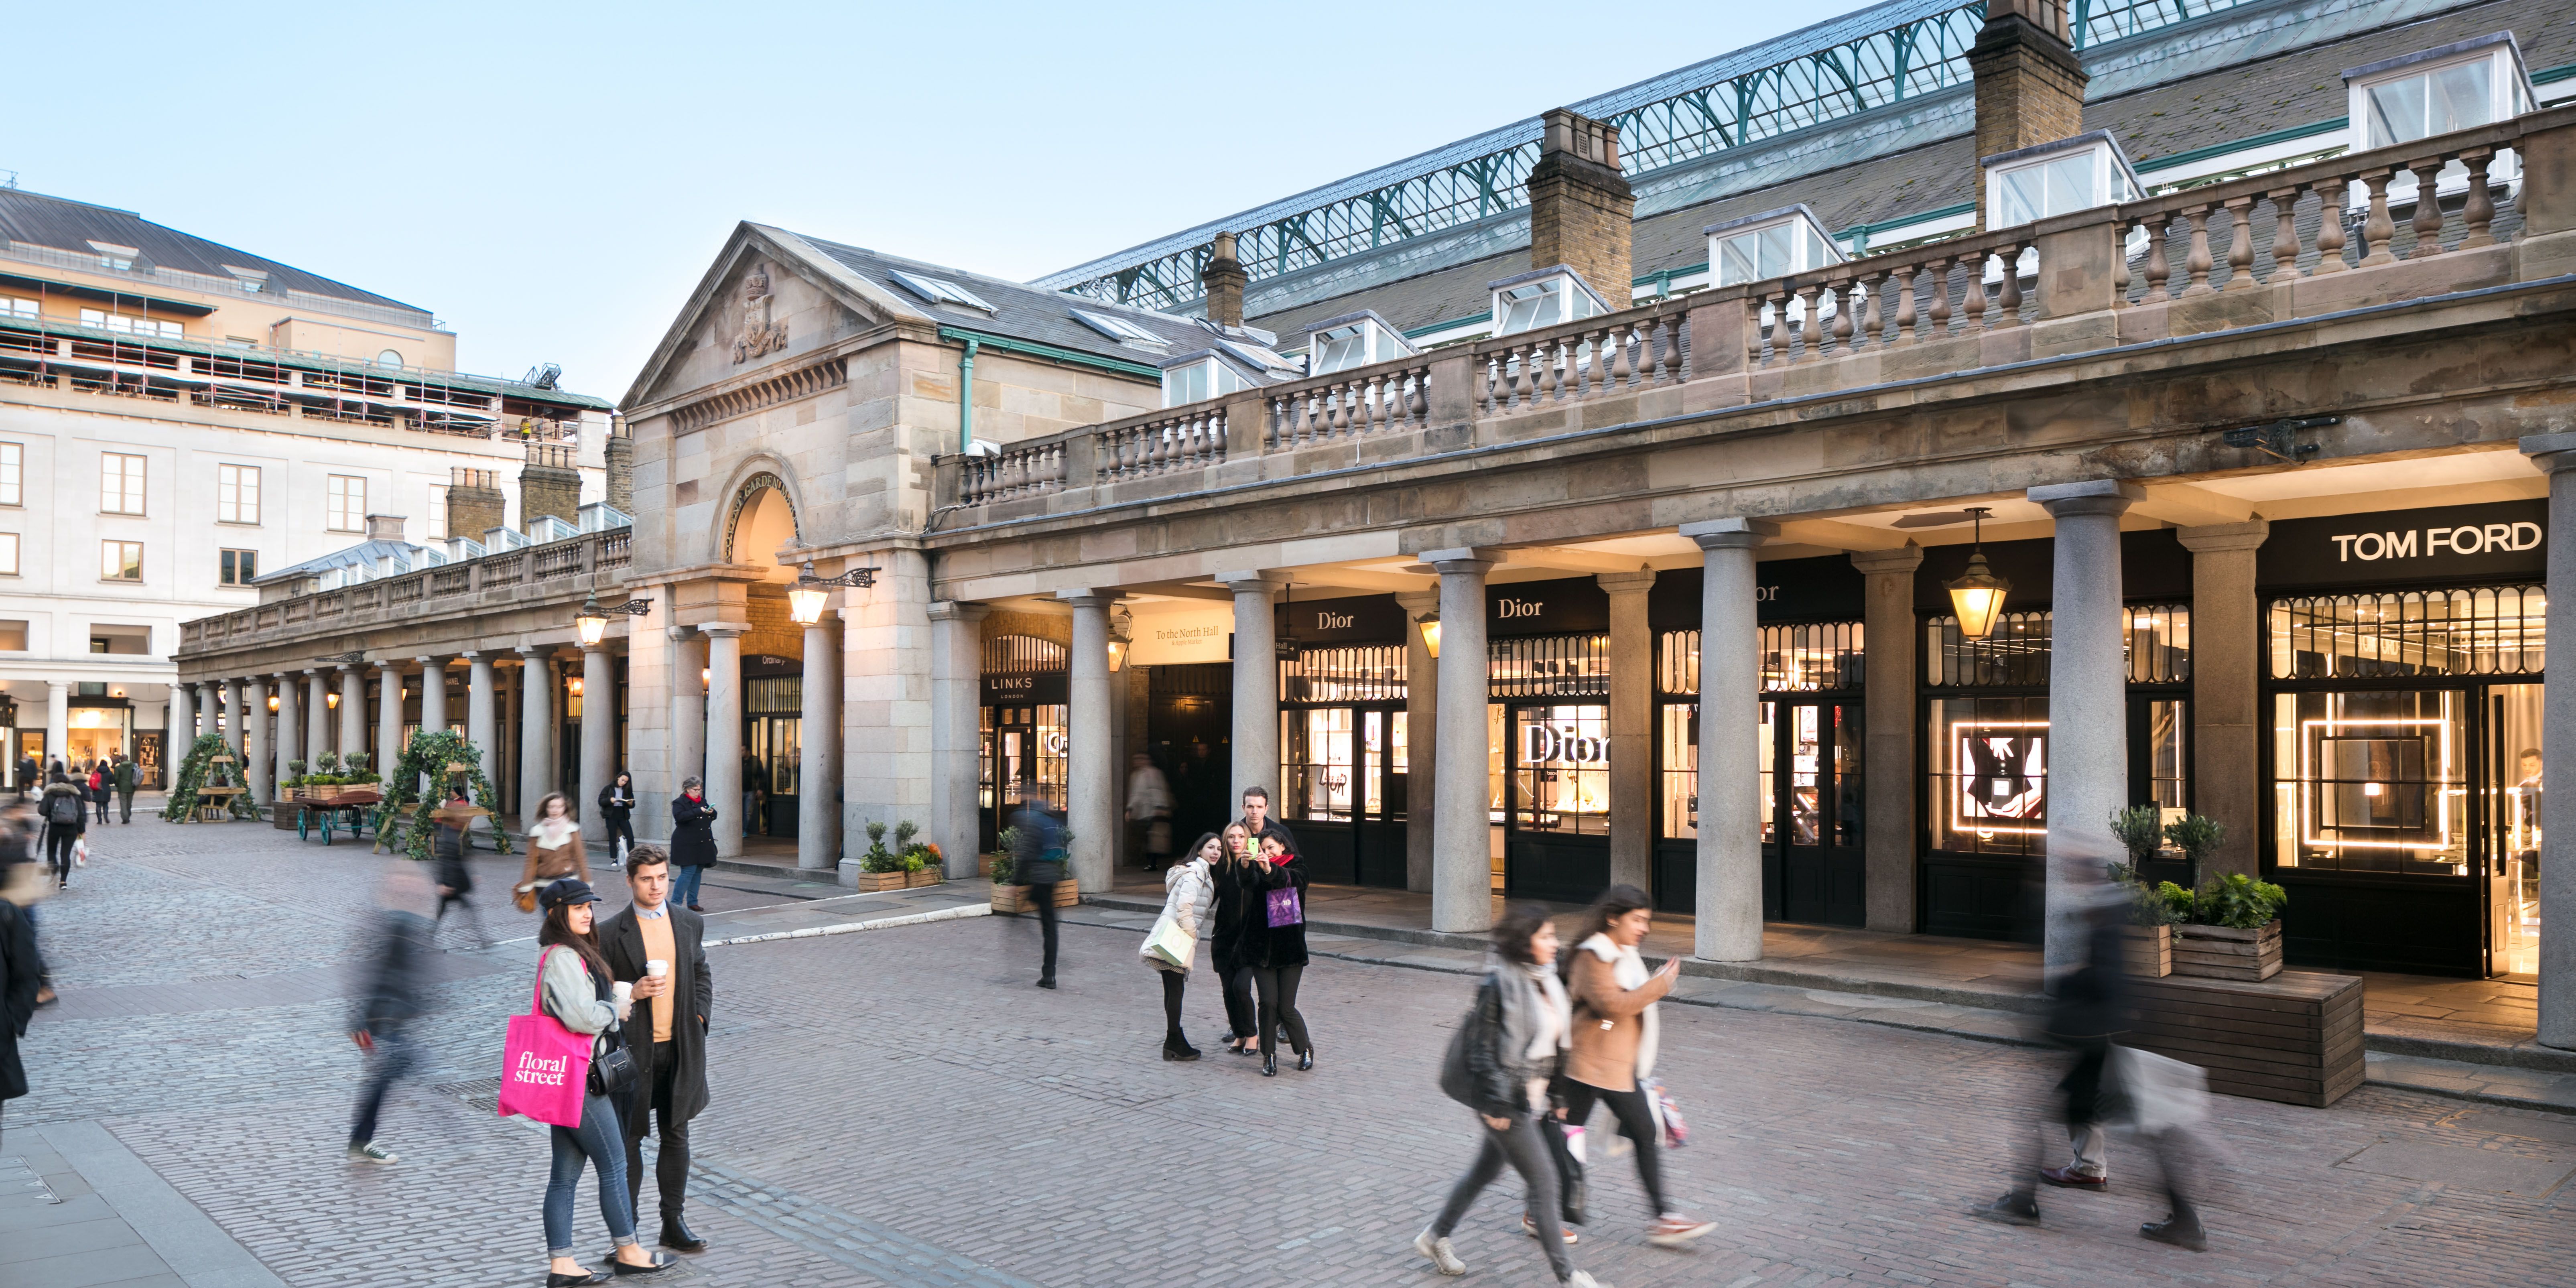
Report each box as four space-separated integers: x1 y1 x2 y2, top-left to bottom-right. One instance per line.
1564 1273 1611 1288
1413 1227 1466 1276
345 1140 396 1164
1523 1214 1578 1244
1647 1213 1715 1247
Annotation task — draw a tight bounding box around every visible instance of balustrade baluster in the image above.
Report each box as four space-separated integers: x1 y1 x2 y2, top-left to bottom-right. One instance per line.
1827 282 1854 353
2223 197 2254 290
2140 217 2173 302
1791 285 1821 362
1896 266 1920 339
1996 246 2024 326
1746 299 1769 368
1266 395 1285 449
2459 149 2498 249
2265 189 2300 284
1975 255 1997 328
2182 207 2214 296
2408 159 2447 256
1625 322 1647 387
2358 169 2397 267
1503 346 1526 409
1925 261 1952 337
2114 221 2136 305
1858 273 1884 349
2312 181 2347 273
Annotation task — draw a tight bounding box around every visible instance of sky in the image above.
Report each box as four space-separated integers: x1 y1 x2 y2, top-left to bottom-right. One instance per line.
5 0 1881 401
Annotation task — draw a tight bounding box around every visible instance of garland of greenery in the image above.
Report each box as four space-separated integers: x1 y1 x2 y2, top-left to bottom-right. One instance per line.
160 732 260 821
369 729 512 860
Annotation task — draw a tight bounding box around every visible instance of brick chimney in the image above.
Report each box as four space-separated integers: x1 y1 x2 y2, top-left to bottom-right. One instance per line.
604 415 634 516
1970 0 2089 230
1201 231 1247 329
447 466 506 543
519 441 581 532
1527 108 1635 309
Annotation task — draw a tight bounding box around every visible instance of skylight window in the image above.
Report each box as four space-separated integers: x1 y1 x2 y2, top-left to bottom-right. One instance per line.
2346 35 2533 151
1071 308 1168 348
1982 131 2142 230
1487 268 1607 337
1218 340 1301 379
889 270 994 312
1704 207 1841 287
1304 311 1416 375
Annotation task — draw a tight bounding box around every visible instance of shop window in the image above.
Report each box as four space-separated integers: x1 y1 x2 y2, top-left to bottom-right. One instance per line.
1513 704 1610 838
1489 633 1609 698
1282 707 1359 823
1278 644 1405 703
2271 689 2469 877
2269 588 2545 679
1927 694 2051 857
1928 611 2052 686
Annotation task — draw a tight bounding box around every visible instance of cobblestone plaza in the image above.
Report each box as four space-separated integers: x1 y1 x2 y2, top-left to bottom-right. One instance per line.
6 822 2572 1286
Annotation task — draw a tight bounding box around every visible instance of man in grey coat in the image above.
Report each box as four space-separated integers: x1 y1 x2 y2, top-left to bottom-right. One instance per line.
598 846 714 1253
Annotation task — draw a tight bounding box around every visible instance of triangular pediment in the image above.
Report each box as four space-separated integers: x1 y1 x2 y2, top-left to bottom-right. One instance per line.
624 223 929 413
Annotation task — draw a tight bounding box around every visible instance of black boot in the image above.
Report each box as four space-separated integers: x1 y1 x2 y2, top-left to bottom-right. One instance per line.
660 1215 707 1252
2140 1209 2205 1251
1261 1049 1279 1077
1162 1033 1201 1061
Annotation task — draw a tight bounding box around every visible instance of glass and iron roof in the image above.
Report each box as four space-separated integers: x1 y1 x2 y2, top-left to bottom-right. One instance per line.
1038 0 2265 314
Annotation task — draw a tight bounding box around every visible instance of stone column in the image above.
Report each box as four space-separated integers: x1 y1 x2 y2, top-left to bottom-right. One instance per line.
1852 543 1925 932
518 648 556 819
1683 519 1777 961
378 664 404 773
337 666 366 764
581 645 616 848
466 650 499 794
799 613 839 872
1599 570 1657 893
243 676 270 806
1217 571 1283 809
928 602 990 879
1062 591 1119 892
2031 480 2143 981
305 671 330 759
702 624 746 859
218 679 241 761
2521 434 2576 1048
1426 549 1499 933
274 671 300 785
1396 589 1441 894
419 659 449 734
168 683 193 759
839 549 934 883
2177 521 2269 882
672 630 707 796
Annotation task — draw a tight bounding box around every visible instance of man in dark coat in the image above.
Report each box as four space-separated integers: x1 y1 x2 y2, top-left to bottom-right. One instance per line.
113 754 137 824
0 882 45 1148
668 776 716 912
346 865 433 1164
599 845 714 1253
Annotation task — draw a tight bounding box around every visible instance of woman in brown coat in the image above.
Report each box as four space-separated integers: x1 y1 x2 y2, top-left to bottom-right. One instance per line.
515 793 590 911
1558 884 1713 1249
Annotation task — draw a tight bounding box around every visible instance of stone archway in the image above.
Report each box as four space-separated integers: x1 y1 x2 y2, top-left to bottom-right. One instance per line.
722 470 800 564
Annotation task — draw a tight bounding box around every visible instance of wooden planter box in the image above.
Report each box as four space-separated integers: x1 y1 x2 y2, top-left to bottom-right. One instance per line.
854 870 911 893
2124 970 2364 1107
906 867 945 888
992 878 1079 914
2120 924 2173 977
2174 920 2283 981
977 854 998 879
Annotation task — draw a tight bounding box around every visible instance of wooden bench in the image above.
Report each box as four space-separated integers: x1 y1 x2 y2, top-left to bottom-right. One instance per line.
2124 970 2364 1108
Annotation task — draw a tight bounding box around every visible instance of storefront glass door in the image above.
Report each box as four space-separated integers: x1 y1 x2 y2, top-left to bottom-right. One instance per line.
1768 698 1864 926
749 715 800 839
1281 705 1410 887
2487 683 2544 979
1505 702 1611 902
984 704 1068 849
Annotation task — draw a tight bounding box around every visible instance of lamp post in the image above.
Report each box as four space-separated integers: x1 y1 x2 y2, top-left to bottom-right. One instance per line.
573 591 655 646
1944 507 2011 640
787 559 879 625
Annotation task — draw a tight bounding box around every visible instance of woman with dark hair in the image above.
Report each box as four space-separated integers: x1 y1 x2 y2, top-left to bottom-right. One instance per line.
1415 904 1599 1286
1140 830 1221 1060
517 793 590 912
1208 823 1262 1055
596 771 638 869
668 778 716 912
1239 833 1312 1077
37 771 84 891
532 878 672 1284
1559 884 1712 1249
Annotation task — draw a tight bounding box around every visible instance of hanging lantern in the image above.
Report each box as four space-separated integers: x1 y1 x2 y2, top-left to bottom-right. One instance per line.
1944 507 2012 640
575 592 610 647
1417 612 1442 659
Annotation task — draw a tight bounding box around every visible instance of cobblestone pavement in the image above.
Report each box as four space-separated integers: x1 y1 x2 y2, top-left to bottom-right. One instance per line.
13 823 2574 1286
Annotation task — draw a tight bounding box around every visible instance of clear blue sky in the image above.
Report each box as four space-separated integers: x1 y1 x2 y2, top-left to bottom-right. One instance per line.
5 1 1877 400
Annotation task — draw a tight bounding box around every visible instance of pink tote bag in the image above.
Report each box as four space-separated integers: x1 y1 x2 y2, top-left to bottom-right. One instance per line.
498 947 594 1128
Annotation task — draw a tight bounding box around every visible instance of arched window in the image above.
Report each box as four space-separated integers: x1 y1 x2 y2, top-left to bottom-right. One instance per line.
376 349 404 369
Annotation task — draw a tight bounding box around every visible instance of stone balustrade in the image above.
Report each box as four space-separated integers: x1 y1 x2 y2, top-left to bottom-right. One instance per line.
178 524 634 653
936 104 2576 525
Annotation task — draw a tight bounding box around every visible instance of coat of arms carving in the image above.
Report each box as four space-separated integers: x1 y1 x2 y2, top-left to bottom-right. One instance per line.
731 262 790 364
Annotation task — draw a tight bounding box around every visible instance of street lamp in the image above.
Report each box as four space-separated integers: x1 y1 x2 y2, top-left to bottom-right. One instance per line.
1417 612 1442 659
325 691 339 710
1944 507 2012 640
266 693 280 712
787 559 880 625
574 591 656 646
1106 639 1128 672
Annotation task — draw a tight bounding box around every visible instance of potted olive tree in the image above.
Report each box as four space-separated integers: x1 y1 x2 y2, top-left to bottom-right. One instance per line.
2173 872 2288 981
856 821 911 892
2108 860 2191 977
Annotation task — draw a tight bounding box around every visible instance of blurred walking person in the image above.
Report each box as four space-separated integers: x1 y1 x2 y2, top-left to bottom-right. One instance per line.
89 761 110 825
1559 885 1712 1247
1141 830 1221 1060
668 778 715 913
597 771 638 870
113 754 136 824
428 786 488 948
0 861 43 1152
39 770 83 892
1240 833 1312 1077
1010 784 1067 989
599 846 714 1253
346 864 435 1164
532 878 672 1284
1416 904 1606 1287
1125 752 1173 870
1208 823 1261 1054
518 793 592 912
14 752 33 801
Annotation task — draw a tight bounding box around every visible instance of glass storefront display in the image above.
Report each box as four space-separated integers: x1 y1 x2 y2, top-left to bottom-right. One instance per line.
2265 586 2545 976
980 634 1071 853
1277 643 1408 887
1491 633 1611 903
746 675 801 839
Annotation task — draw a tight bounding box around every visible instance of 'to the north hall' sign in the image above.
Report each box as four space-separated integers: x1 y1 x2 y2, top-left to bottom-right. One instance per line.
2260 500 2548 589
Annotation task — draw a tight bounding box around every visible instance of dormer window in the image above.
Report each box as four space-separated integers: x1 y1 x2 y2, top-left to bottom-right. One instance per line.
1219 340 1302 380
1304 310 1417 375
223 266 269 293
1161 351 1251 407
1704 205 1841 287
1071 307 1170 351
890 270 995 313
1982 131 2143 228
1488 267 1607 337
2347 34 2533 151
86 241 139 271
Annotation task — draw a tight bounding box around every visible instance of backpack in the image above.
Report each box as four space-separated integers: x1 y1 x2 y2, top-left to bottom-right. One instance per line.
47 792 79 827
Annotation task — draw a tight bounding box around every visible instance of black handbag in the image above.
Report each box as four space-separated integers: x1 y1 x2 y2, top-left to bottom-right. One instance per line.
589 1027 640 1097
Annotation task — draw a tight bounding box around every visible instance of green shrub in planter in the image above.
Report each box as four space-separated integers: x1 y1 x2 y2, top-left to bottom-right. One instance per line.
2163 813 2226 868
2107 861 2193 926
2191 872 2287 929
859 820 904 873
2108 804 2166 866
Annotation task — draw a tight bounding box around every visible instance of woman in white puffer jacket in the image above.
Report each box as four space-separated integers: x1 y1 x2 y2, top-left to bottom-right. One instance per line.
1141 830 1222 1061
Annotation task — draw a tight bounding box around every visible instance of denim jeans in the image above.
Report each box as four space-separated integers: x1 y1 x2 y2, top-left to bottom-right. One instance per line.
1432 1111 1572 1282
544 1090 637 1259
672 864 705 907
348 1026 419 1146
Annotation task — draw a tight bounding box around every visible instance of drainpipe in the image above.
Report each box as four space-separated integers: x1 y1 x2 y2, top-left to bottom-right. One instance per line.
957 336 979 455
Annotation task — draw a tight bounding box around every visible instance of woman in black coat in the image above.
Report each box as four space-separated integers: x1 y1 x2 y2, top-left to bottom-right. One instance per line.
1236 833 1312 1077
669 776 717 912
595 771 638 868
1207 823 1263 1057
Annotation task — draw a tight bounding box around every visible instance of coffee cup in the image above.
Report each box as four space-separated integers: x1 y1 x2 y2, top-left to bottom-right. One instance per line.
611 980 634 1005
645 960 668 979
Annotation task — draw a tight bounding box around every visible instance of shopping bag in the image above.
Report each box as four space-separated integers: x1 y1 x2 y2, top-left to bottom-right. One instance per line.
2113 1045 2210 1135
1644 1076 1689 1149
1142 913 1196 970
1541 1114 1587 1225
72 838 87 867
497 947 593 1128
1265 885 1304 928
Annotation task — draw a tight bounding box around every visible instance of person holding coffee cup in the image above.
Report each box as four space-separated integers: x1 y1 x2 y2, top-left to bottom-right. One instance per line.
596 844 714 1254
